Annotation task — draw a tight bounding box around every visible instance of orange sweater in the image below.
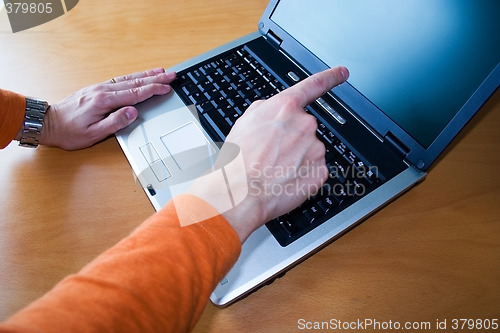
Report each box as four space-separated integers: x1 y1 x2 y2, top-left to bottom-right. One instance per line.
0 89 242 332
0 89 25 149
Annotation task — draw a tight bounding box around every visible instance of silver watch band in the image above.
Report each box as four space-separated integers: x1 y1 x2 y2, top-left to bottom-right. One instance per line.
19 98 49 148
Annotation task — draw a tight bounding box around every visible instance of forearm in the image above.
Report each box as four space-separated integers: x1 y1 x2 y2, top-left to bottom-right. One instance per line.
0 89 26 149
1 195 241 333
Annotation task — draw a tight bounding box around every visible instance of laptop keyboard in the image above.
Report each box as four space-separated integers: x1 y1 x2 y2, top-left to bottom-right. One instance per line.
173 46 381 246
176 48 287 140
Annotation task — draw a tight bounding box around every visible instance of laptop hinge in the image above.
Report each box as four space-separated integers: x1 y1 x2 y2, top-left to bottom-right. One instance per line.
383 131 410 160
266 30 282 49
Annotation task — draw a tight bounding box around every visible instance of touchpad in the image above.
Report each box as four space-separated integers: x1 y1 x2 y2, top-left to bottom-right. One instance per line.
161 122 216 170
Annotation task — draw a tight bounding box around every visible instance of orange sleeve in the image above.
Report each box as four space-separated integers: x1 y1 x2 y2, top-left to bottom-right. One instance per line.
0 195 242 333
0 89 26 149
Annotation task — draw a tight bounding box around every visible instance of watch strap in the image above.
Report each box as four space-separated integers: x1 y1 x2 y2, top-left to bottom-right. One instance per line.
19 98 49 148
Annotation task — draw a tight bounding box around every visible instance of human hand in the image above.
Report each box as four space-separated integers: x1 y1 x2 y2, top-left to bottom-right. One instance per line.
39 68 176 150
188 66 349 242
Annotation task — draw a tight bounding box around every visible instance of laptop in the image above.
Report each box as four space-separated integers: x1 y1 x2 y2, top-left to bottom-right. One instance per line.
116 0 500 306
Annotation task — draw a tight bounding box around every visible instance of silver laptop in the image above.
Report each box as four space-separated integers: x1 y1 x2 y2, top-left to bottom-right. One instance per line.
116 0 500 306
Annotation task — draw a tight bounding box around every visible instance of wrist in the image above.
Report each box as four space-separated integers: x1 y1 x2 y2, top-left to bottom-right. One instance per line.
38 105 55 147
221 196 265 243
184 168 266 243
187 184 264 243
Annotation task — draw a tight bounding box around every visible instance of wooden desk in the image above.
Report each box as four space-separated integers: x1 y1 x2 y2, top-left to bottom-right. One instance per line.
0 1 498 331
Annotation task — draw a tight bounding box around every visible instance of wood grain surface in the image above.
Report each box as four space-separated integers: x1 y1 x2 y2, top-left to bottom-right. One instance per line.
0 1 498 331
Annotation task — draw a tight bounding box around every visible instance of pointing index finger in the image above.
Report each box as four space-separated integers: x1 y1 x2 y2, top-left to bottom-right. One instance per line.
279 66 349 108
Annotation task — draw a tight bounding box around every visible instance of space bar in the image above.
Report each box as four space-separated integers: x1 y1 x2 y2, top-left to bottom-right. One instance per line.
203 113 231 141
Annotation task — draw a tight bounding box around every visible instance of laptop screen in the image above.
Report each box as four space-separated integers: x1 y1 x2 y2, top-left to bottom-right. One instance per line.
270 0 500 148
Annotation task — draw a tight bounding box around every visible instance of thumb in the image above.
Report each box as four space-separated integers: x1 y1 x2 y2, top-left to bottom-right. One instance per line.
90 106 139 140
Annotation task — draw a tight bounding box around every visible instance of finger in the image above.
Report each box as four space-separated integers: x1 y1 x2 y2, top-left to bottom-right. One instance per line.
103 83 172 110
109 67 169 84
89 106 138 141
109 71 176 92
278 66 349 108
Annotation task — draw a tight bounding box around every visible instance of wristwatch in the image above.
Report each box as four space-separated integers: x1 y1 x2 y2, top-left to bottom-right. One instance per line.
19 98 50 148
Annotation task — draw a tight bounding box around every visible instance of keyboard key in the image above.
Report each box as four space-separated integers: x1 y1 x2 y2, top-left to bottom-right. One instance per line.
324 130 338 144
220 86 236 98
187 70 203 84
227 94 247 109
329 157 352 181
203 111 231 139
317 196 339 213
199 63 216 75
226 110 241 124
213 78 230 91
223 53 239 65
302 203 324 223
215 101 233 116
233 62 249 74
325 146 340 163
224 70 240 81
197 79 212 93
230 76 245 88
277 212 309 237
317 122 328 135
181 82 198 95
204 87 222 101
237 83 254 99
196 101 214 114
278 220 298 238
334 141 348 155
188 91 207 105
254 84 275 99
245 93 261 104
